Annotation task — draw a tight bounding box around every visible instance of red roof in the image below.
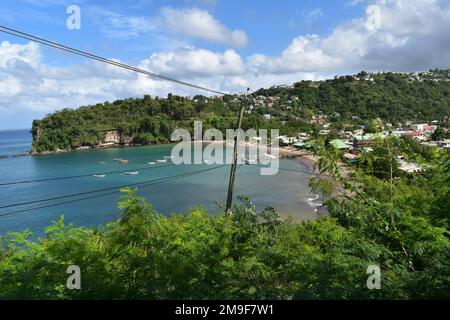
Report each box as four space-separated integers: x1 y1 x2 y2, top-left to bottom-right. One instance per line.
402 132 425 136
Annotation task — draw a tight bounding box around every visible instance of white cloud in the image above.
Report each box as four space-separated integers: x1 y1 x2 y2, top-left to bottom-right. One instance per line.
0 41 41 68
249 0 450 75
2 0 450 128
249 35 342 74
160 7 248 47
87 6 248 48
141 48 245 78
0 41 174 115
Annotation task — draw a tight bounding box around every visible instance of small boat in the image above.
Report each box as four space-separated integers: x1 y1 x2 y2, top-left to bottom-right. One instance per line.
148 161 156 165
118 159 129 164
156 159 167 163
245 159 257 165
163 156 173 159
113 158 121 161
99 161 106 164
262 153 277 159
125 171 139 175
93 174 106 178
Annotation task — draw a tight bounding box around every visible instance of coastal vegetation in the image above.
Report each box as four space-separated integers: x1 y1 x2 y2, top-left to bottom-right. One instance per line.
31 70 450 153
1 140 448 299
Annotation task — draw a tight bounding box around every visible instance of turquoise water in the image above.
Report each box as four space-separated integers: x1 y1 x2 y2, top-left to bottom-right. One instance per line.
0 130 318 236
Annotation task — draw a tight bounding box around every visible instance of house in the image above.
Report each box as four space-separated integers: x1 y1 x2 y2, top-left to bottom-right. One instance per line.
330 139 350 150
398 159 423 173
309 117 326 125
411 124 437 132
438 139 450 149
353 135 384 150
402 131 426 141
319 129 331 135
293 142 307 149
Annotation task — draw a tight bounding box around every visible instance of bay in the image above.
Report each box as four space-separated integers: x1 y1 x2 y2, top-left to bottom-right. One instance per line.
0 129 319 236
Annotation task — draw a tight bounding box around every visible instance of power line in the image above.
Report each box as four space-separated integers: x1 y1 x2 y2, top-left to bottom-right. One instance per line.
0 164 228 217
0 163 177 187
245 163 317 175
0 163 318 217
0 25 228 96
0 160 317 189
0 164 226 210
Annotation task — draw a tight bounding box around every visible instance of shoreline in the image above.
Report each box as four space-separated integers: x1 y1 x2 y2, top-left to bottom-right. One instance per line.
5 140 320 173
4 142 320 173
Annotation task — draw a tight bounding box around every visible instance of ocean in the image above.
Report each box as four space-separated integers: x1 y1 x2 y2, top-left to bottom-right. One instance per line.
0 129 32 157
0 129 319 236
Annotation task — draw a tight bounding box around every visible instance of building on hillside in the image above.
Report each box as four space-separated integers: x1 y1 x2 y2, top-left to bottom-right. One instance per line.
411 124 437 132
401 131 426 141
352 135 384 151
437 139 450 149
330 139 350 150
293 142 307 149
398 159 423 174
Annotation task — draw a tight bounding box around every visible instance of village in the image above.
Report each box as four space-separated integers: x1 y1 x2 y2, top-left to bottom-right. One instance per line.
274 117 450 174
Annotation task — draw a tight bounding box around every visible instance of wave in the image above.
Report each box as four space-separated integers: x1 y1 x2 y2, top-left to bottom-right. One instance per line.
307 194 319 202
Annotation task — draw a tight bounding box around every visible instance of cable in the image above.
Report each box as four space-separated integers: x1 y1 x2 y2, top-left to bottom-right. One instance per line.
0 25 228 96
244 163 317 175
0 159 317 190
0 164 226 209
0 164 228 217
0 163 177 187
0 156 317 187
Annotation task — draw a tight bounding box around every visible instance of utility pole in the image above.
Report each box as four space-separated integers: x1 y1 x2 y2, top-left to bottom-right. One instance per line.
225 88 249 213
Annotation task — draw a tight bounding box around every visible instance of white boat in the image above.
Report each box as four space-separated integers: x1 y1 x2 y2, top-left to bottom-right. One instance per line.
262 153 277 159
148 161 156 165
163 156 173 159
93 174 106 178
125 171 139 175
99 161 106 164
246 159 257 165
156 159 167 163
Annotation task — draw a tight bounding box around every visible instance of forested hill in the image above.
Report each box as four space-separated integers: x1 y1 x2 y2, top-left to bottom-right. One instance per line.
31 70 450 153
254 70 450 121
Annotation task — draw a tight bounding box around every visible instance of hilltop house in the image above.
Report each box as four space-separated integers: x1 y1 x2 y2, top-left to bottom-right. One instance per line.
411 124 437 133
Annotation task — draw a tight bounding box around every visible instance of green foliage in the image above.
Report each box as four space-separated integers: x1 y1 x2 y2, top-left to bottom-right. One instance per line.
1 155 449 300
431 127 448 141
256 72 450 122
32 71 450 153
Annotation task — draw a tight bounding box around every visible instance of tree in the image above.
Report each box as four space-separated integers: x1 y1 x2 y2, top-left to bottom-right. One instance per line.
431 127 447 141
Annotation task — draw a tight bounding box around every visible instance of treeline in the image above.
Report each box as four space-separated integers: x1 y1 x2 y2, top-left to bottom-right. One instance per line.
31 94 310 153
31 71 450 153
255 71 450 122
0 141 449 299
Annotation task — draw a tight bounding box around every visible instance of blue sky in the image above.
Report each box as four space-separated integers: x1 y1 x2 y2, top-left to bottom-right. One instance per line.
1 0 449 129
0 0 364 64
